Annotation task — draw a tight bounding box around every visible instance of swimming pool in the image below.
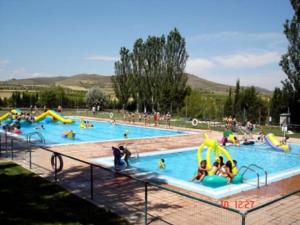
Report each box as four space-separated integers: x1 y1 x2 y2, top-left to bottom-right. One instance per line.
7 118 187 145
93 143 300 198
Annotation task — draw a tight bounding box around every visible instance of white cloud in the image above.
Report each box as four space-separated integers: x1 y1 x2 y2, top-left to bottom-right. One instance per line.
84 55 119 61
0 59 9 66
213 51 281 68
186 58 215 74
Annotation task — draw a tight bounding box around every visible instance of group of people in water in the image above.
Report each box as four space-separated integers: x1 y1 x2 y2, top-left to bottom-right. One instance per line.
190 156 237 184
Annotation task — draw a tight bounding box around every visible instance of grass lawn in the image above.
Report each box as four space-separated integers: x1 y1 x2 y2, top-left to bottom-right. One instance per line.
0 161 130 225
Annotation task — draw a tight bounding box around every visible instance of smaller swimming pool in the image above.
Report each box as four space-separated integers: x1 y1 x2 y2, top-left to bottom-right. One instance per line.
92 143 300 198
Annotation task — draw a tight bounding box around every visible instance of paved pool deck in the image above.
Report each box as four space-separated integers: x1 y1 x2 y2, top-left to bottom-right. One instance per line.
2 117 300 225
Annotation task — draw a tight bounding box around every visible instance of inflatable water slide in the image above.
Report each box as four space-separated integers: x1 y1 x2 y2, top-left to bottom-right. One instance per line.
265 133 289 151
0 109 22 122
35 110 73 124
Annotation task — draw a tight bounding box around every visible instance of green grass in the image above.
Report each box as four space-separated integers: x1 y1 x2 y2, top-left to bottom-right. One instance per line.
0 161 130 225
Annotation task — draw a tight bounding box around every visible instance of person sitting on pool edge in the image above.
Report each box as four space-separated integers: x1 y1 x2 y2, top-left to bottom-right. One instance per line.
190 160 208 182
119 145 131 167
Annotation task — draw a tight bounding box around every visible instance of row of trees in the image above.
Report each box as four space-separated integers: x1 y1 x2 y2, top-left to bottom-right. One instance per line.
0 86 87 108
224 80 269 124
112 28 190 113
180 90 225 120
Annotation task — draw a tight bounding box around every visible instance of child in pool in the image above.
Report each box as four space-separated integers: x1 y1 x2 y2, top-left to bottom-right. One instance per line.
218 161 234 183
211 161 220 175
158 159 165 169
190 160 208 182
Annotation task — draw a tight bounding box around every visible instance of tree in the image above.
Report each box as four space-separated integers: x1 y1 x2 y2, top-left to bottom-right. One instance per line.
85 87 106 107
112 28 189 113
224 88 233 116
112 47 132 109
279 0 300 123
233 79 241 116
38 87 58 107
270 88 284 124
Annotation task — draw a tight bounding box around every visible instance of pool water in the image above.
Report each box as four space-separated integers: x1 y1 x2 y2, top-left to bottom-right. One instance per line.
129 143 300 182
14 119 186 145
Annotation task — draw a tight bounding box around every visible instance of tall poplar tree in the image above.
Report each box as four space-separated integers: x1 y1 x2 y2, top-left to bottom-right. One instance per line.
279 0 300 123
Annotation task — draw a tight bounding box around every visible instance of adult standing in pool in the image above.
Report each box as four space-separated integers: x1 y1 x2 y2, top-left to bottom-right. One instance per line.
119 145 131 167
112 147 122 169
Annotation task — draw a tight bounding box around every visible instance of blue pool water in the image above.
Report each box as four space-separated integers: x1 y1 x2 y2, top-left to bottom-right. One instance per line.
130 144 300 182
12 119 186 145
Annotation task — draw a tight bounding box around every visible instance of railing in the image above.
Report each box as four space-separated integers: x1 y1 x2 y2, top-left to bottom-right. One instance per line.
248 164 268 186
26 131 46 144
240 165 260 188
1 133 300 225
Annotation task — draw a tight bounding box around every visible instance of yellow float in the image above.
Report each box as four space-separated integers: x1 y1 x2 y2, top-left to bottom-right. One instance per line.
196 133 241 187
79 119 93 128
265 133 289 151
63 130 76 139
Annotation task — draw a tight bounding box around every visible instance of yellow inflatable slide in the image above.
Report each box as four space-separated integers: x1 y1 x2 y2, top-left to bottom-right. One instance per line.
0 112 10 121
265 133 289 151
0 109 22 121
35 110 73 124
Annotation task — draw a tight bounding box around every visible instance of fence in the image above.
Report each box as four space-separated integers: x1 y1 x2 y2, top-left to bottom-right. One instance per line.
0 132 300 225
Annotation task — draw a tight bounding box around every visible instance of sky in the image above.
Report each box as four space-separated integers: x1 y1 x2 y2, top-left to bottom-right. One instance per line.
0 0 294 90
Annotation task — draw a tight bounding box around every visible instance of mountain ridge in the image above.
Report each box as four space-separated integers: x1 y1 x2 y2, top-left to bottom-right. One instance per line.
0 73 272 95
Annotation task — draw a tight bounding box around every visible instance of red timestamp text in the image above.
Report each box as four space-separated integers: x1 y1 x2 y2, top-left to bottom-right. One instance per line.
220 200 255 209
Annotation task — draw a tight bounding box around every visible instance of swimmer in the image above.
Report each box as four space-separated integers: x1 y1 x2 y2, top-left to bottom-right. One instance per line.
124 130 129 139
35 124 45 130
158 159 165 169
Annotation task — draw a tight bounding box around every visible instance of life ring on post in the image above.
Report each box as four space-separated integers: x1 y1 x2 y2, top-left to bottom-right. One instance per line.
109 112 114 119
192 118 198 127
51 153 64 173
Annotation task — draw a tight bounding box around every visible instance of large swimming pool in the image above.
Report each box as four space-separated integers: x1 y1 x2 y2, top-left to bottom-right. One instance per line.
93 143 300 198
8 118 187 145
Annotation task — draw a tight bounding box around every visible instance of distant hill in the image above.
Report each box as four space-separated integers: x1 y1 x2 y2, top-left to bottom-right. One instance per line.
0 73 272 95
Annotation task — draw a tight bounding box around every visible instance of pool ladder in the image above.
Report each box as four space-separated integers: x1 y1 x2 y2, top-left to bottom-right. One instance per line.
26 132 46 145
240 164 268 188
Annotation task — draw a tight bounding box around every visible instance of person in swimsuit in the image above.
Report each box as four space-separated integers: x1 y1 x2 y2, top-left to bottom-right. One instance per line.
211 161 220 175
218 161 234 183
190 160 208 182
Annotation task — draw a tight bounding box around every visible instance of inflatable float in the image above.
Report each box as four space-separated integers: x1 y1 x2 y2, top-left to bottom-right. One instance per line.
35 110 73 124
0 108 22 122
79 119 93 128
265 133 289 151
197 134 242 188
63 130 76 139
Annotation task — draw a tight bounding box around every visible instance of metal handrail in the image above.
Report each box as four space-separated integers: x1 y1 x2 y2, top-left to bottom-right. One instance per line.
26 132 45 144
33 144 243 215
248 164 268 186
240 165 261 188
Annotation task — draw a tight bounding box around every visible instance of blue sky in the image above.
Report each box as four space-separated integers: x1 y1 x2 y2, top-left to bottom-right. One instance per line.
0 0 294 90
